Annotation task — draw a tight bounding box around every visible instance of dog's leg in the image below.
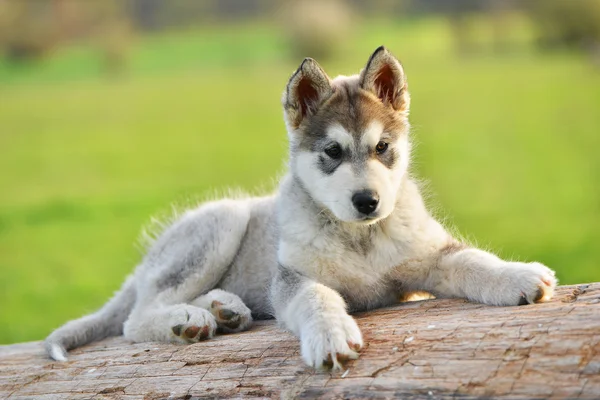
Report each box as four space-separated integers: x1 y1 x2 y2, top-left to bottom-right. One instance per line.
123 200 252 344
434 246 557 306
398 244 557 306
190 289 253 333
271 266 363 370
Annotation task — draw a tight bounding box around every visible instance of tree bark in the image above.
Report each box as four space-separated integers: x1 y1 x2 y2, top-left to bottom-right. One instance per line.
1 283 599 399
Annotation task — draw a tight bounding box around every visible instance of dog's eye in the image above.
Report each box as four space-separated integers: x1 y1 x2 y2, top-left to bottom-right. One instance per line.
325 144 342 159
375 141 388 154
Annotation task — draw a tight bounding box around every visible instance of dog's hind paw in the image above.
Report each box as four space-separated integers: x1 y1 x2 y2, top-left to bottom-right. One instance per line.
170 306 217 343
210 300 252 333
190 289 253 333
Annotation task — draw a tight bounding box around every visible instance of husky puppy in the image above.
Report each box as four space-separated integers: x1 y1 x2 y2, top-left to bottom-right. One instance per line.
46 46 557 370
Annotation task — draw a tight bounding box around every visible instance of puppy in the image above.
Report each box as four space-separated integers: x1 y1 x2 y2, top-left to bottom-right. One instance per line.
46 46 556 370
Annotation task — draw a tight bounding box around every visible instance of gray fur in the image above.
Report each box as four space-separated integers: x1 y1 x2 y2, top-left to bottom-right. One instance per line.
317 153 342 175
374 145 397 169
45 47 556 371
270 265 305 314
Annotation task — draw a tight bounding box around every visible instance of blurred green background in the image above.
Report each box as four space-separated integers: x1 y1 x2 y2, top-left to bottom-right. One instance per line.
1 0 599 345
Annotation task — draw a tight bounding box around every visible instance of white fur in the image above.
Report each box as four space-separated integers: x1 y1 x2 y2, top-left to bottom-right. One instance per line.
49 344 67 362
326 123 354 148
360 120 383 148
295 153 358 222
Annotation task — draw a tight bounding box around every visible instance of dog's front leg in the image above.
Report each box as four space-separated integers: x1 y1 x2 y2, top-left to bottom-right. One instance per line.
271 266 363 370
420 245 557 306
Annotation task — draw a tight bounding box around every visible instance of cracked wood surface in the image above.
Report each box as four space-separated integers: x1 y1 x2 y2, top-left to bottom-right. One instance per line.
1 283 599 399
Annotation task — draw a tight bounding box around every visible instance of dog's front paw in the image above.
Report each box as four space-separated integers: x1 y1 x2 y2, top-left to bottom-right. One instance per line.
497 261 557 306
300 312 363 370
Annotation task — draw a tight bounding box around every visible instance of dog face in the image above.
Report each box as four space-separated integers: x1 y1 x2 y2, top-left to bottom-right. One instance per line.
283 46 411 224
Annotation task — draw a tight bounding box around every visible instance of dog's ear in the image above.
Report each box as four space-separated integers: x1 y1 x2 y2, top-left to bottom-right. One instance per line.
360 46 409 113
283 58 333 129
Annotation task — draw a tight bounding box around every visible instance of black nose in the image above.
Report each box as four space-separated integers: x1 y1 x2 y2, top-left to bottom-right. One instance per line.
352 190 379 215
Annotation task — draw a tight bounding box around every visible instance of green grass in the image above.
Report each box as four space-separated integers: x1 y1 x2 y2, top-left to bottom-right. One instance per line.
1 18 599 345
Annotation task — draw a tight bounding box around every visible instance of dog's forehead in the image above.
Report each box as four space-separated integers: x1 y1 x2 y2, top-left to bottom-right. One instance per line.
306 77 406 143
326 120 383 148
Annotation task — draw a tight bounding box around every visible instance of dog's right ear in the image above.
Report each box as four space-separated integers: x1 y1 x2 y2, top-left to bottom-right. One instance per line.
283 58 333 130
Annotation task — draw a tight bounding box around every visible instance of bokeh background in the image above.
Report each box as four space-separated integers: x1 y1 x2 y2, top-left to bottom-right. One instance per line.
1 0 599 345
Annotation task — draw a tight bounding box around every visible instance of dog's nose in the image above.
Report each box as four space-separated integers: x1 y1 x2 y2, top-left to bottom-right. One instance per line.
352 190 379 215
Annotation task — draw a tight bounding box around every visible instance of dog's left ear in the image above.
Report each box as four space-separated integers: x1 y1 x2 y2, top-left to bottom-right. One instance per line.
360 46 409 113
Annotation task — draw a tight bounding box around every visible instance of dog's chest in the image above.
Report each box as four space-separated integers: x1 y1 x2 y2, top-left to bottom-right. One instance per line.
283 225 409 292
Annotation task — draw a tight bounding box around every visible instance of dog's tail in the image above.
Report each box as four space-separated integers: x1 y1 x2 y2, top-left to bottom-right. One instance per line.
45 275 137 361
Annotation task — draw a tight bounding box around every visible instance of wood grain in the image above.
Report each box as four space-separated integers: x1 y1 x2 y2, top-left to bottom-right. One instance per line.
1 283 599 399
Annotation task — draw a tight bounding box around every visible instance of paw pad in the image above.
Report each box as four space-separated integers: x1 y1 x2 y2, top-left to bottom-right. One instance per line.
218 309 236 320
172 324 212 342
172 324 183 336
210 300 247 331
348 341 362 352
518 285 548 306
184 326 200 339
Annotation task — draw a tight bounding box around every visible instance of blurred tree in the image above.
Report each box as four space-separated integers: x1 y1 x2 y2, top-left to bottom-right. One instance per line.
444 0 521 56
0 0 59 62
0 0 133 74
131 0 214 30
348 0 409 16
131 0 162 31
90 0 133 76
281 0 354 61
526 0 600 53
402 0 524 56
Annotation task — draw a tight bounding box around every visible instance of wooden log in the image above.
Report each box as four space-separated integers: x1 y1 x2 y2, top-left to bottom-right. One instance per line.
1 283 599 399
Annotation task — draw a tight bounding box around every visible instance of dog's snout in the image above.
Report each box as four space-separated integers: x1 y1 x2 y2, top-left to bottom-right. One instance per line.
352 190 379 215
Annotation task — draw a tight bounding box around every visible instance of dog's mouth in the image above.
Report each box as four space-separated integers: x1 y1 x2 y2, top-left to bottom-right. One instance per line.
360 214 378 221
354 214 381 225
